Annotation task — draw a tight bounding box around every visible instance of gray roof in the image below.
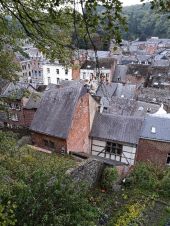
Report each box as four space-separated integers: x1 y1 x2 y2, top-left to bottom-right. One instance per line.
0 79 10 95
24 92 42 109
137 88 170 106
96 83 117 99
152 60 169 67
81 58 116 70
102 96 159 117
114 83 136 99
113 65 128 82
90 113 144 144
140 115 170 142
30 82 86 139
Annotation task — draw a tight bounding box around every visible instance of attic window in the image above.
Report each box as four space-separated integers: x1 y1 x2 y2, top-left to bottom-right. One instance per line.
167 153 170 165
151 126 156 134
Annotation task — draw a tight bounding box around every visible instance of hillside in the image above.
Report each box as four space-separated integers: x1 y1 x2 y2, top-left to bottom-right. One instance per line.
122 3 170 40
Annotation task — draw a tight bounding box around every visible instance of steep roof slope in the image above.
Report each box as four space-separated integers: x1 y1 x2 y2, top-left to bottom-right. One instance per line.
30 83 86 139
90 113 144 144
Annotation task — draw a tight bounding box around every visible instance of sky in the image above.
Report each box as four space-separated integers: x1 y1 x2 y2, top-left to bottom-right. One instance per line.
121 0 148 6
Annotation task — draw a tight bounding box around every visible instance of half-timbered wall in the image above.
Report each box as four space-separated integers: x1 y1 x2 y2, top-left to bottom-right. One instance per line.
91 139 136 165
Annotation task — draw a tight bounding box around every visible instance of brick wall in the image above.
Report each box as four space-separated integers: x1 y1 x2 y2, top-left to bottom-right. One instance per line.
72 60 80 80
67 93 90 154
23 109 36 127
136 138 170 166
32 132 67 153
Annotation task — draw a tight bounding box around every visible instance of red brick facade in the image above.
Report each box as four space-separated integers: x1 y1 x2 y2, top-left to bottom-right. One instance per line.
32 132 67 153
67 93 90 154
23 109 36 127
6 100 36 128
136 138 170 166
72 60 80 80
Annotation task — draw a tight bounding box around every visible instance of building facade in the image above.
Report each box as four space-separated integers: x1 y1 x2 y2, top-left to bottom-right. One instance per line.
42 63 72 85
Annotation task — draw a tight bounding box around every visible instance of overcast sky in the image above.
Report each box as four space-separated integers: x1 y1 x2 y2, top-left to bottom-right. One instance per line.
121 0 148 6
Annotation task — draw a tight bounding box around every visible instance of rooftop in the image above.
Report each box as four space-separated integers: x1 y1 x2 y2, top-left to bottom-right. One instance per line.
90 113 143 144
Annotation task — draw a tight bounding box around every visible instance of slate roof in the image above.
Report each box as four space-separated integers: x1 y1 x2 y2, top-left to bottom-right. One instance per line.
140 115 170 142
24 92 42 109
96 83 118 99
0 79 10 95
103 97 159 117
113 65 128 82
90 113 144 144
114 83 136 99
30 82 86 139
81 58 116 70
137 88 170 106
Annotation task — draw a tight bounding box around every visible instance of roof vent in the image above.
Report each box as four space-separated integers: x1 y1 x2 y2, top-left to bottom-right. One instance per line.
87 65 91 68
151 126 156 134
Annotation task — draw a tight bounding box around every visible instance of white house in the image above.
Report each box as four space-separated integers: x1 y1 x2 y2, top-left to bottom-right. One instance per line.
42 63 72 85
80 58 117 82
90 113 143 165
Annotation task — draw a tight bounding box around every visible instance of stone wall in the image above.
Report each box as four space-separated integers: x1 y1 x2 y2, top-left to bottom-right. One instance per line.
67 158 104 187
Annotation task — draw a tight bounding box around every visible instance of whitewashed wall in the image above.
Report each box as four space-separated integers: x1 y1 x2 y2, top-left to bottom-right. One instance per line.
91 139 136 165
80 69 111 81
43 64 72 85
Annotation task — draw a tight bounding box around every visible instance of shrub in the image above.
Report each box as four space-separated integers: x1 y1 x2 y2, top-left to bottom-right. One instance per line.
125 163 159 190
159 170 170 197
101 167 118 190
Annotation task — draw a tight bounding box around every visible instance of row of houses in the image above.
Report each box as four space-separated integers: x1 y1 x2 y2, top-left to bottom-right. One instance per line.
1 79 169 166
30 82 170 166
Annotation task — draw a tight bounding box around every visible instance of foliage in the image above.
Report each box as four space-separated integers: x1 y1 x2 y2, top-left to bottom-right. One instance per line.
159 170 170 197
113 201 146 226
0 50 20 81
101 166 118 190
125 162 170 198
0 132 99 225
122 3 170 40
0 201 17 226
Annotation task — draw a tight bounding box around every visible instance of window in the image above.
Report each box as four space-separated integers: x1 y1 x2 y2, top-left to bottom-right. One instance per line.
48 77 51 84
43 139 48 147
9 113 18 121
167 153 170 165
16 103 21 110
43 139 55 149
106 142 122 156
65 69 68 75
56 69 59 74
47 68 50 73
57 78 60 84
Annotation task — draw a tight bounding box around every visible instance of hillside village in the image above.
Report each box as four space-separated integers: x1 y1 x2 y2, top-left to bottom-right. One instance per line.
1 37 170 167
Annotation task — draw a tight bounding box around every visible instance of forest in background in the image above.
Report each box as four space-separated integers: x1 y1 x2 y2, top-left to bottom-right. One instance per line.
122 3 170 41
